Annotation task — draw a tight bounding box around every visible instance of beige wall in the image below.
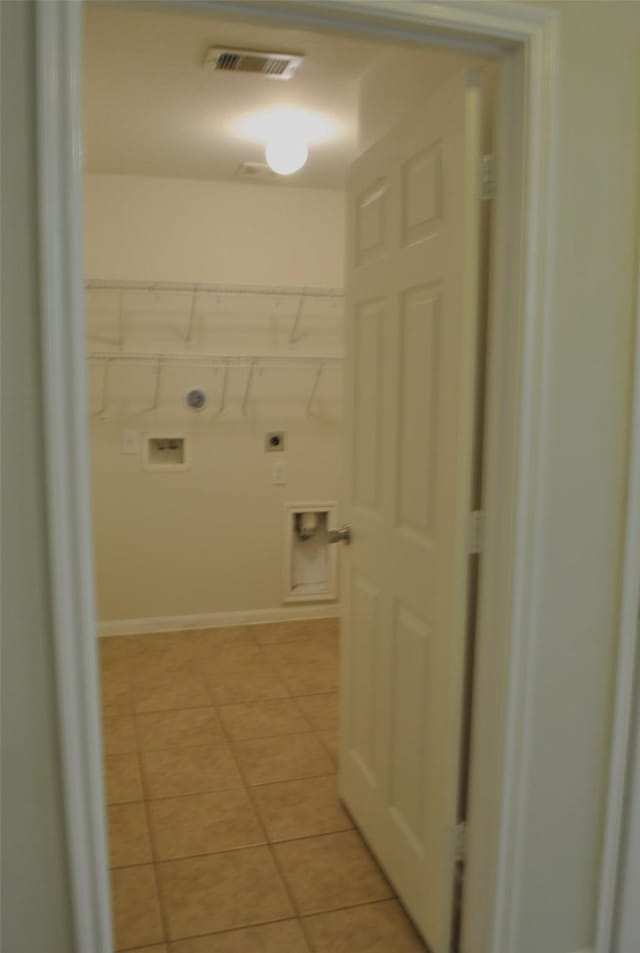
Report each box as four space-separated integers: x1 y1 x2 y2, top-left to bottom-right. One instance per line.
0 2 75 951
358 44 485 153
85 174 345 287
84 175 344 623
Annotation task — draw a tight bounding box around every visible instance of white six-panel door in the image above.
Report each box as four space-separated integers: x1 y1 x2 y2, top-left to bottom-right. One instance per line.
339 70 483 953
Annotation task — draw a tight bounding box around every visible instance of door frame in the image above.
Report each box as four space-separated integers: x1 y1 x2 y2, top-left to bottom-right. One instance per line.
34 2 640 953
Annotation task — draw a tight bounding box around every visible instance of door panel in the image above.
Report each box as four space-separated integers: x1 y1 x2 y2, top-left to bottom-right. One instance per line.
340 70 483 953
352 300 384 511
396 284 441 538
401 142 443 246
349 570 380 782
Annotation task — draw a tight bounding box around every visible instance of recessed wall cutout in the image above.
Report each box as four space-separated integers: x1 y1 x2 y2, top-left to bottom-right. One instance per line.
144 435 190 471
266 431 286 452
284 503 338 603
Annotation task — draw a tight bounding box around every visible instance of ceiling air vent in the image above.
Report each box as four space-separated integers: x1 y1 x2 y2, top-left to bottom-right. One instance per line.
204 46 303 81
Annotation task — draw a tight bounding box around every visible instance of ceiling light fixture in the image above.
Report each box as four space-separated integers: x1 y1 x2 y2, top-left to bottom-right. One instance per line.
233 106 337 146
265 137 308 176
232 106 341 175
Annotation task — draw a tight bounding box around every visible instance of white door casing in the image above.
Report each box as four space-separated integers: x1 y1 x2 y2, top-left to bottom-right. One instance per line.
37 3 592 953
339 69 483 952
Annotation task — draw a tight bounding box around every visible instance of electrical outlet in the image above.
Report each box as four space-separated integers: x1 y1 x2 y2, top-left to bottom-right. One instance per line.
272 461 288 485
122 430 140 455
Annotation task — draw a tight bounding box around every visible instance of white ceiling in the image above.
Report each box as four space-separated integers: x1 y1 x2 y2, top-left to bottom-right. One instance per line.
83 4 393 190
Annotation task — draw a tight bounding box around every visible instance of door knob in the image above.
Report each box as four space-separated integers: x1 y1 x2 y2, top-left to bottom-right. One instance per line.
328 525 352 545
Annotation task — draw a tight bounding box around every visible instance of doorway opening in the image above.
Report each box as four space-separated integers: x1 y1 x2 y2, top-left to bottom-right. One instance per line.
83 3 498 952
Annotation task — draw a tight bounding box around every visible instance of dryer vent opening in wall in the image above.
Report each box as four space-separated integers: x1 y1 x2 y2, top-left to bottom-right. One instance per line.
285 504 338 604
144 436 189 471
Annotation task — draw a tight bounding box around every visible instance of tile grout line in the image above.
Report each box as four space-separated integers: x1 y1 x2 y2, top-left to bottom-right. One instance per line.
104 621 342 951
315 728 339 768
106 725 338 757
105 759 338 810
114 897 416 953
210 640 322 953
268 842 316 953
117 913 305 952
132 701 170 949
107 813 354 871
214 692 276 853
213 681 315 950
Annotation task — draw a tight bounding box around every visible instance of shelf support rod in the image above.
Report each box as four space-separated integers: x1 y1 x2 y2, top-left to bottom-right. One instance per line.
86 351 342 369
91 358 111 418
241 361 256 416
87 279 342 298
289 291 306 344
306 363 324 416
217 364 229 415
117 294 125 350
185 291 198 343
128 359 163 418
150 359 163 413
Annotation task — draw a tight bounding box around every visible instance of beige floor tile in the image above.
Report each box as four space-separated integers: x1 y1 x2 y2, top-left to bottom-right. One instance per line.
251 619 335 646
294 693 340 731
105 752 144 804
148 789 265 861
273 831 393 915
234 733 334 786
100 670 132 715
111 865 164 951
128 631 195 666
103 713 137 755
302 900 427 952
262 641 337 670
290 627 340 657
313 629 340 653
131 654 199 679
100 636 133 665
132 665 212 714
198 643 265 676
191 626 258 655
262 644 339 696
128 947 168 953
156 847 293 940
141 743 242 799
280 663 339 697
218 698 313 741
100 651 133 681
252 775 352 842
318 730 339 766
108 801 153 868
136 708 223 751
167 919 309 952
206 668 290 706
254 619 340 645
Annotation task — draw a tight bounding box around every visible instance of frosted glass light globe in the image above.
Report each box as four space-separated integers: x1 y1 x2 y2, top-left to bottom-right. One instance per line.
265 138 308 176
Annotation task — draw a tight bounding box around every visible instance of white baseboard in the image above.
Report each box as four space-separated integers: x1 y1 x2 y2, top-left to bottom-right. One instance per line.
98 603 341 637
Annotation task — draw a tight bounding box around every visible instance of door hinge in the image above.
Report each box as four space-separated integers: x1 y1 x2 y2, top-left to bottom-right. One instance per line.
454 822 467 863
481 154 496 200
468 510 483 554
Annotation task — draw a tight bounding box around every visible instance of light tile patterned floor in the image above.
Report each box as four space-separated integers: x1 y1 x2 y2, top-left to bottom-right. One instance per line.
100 619 427 953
